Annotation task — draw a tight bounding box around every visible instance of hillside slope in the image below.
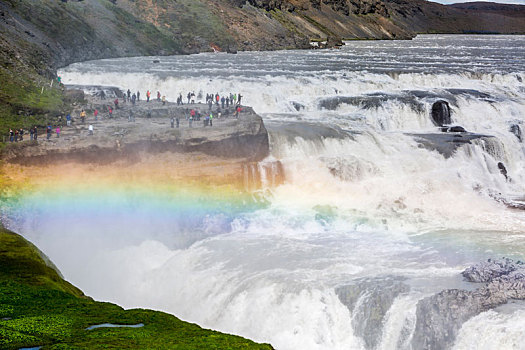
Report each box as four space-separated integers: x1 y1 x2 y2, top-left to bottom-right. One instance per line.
0 0 523 136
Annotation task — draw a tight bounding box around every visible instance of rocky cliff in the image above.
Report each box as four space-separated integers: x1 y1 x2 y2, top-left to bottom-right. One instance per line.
2 100 270 164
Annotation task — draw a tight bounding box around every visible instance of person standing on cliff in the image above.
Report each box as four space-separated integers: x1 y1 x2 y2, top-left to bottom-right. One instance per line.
80 110 86 124
137 91 140 101
238 93 242 105
127 89 131 100
131 93 136 106
46 125 51 140
162 95 166 106
88 124 94 135
33 126 38 141
176 116 180 128
29 127 34 141
157 91 161 102
108 106 113 118
9 129 13 142
221 96 225 109
114 98 119 109
94 109 99 121
56 126 60 138
187 92 191 104
170 117 175 128
146 90 151 102
235 105 242 118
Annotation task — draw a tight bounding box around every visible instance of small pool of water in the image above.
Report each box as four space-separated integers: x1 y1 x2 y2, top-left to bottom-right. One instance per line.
85 323 144 331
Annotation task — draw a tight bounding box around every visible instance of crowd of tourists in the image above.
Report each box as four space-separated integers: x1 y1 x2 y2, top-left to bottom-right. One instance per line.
6 88 245 143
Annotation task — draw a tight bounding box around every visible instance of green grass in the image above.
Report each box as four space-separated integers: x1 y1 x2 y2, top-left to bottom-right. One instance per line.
128 0 235 51
103 1 182 54
0 228 273 349
300 14 337 38
268 9 306 38
0 66 65 143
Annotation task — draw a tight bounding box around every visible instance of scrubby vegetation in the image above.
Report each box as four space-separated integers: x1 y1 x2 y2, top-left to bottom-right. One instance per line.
0 228 273 349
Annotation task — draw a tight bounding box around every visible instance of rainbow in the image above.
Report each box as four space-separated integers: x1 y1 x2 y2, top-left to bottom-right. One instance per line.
0 159 267 234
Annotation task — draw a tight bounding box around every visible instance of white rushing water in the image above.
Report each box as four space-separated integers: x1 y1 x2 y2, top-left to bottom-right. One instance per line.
12 35 525 349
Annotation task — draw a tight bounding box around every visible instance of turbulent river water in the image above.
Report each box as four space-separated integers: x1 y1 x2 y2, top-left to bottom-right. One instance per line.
12 35 525 349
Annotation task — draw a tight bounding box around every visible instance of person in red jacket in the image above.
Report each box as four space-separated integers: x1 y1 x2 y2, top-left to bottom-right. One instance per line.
235 106 242 118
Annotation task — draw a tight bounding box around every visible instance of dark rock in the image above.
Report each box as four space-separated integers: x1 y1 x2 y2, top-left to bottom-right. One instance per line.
336 277 410 349
310 0 321 9
63 89 85 104
319 93 425 113
326 36 344 48
226 45 238 54
409 132 493 158
510 124 522 142
412 258 525 350
411 289 481 350
497 162 508 180
431 100 451 127
462 257 523 283
291 101 305 111
152 59 160 63
323 0 350 15
447 126 466 133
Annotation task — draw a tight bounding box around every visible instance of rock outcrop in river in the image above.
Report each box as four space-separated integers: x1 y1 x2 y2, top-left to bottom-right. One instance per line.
336 277 410 349
411 258 525 350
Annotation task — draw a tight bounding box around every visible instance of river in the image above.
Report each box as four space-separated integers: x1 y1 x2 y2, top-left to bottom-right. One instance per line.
9 34 525 349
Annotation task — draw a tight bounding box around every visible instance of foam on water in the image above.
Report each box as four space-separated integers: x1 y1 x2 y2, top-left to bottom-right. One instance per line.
453 308 525 350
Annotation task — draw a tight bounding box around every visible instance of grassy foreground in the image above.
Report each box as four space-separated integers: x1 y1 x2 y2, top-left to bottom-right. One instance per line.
0 228 273 349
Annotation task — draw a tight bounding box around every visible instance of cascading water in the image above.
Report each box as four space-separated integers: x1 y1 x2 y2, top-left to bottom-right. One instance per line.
4 35 525 349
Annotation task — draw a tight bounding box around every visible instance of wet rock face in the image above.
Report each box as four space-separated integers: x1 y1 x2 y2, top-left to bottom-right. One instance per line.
445 126 466 133
510 124 522 142
462 258 524 283
336 277 410 349
497 162 508 180
431 100 452 127
412 258 525 350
